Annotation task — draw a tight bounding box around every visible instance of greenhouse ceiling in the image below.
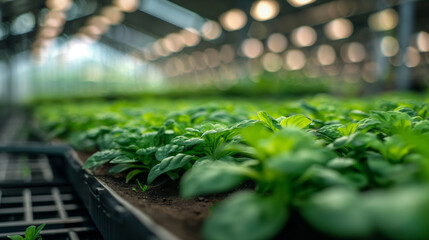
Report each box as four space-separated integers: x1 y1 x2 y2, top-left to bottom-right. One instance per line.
0 0 426 54
0 0 427 93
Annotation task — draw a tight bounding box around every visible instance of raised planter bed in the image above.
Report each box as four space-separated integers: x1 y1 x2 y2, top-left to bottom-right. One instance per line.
30 96 429 240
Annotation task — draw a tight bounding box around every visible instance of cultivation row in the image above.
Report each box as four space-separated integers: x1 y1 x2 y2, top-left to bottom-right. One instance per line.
36 95 429 240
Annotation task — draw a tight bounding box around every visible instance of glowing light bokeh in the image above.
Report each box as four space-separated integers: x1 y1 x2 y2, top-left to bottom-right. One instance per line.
325 18 353 40
416 31 429 52
404 46 421 68
181 28 201 47
287 0 316 7
267 33 288 53
242 38 264 58
220 9 247 31
369 8 398 32
201 21 222 40
317 44 336 66
284 49 306 70
113 0 139 12
380 36 399 57
250 0 280 21
46 0 72 11
291 26 317 47
261 52 282 72
342 42 366 63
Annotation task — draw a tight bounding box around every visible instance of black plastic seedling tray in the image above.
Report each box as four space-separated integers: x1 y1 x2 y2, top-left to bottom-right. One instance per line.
0 147 102 240
0 144 178 240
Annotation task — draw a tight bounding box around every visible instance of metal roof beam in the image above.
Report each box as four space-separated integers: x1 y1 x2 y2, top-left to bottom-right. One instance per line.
138 0 206 30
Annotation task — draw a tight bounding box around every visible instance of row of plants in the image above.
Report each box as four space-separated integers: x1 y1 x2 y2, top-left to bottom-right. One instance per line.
30 70 337 102
35 94 429 240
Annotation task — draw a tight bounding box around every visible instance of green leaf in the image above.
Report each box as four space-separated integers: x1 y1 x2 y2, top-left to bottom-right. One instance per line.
242 126 316 158
126 169 145 183
200 120 253 145
357 118 379 132
7 236 24 240
369 111 413 134
316 124 342 141
182 137 205 146
136 146 157 155
86 126 111 139
348 110 369 121
221 143 261 160
267 149 334 176
393 119 412 132
366 153 397 182
184 127 202 135
394 106 417 117
280 114 312 129
96 133 118 150
108 164 133 174
155 144 184 161
203 191 288 240
83 150 122 169
349 133 381 149
327 158 356 169
344 172 368 188
34 224 46 239
180 161 250 198
231 119 257 129
147 154 193 184
301 101 319 115
301 187 372 238
330 132 381 150
417 103 429 119
338 123 358 136
166 171 180 180
136 179 148 193
114 134 138 147
25 225 36 240
382 135 412 162
110 155 139 164
136 132 158 148
257 111 279 132
303 166 352 187
363 186 429 240
240 123 272 149
331 135 350 149
413 120 429 134
171 136 205 146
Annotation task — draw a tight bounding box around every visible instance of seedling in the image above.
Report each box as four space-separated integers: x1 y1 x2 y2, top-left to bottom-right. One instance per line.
8 224 46 240
136 179 148 193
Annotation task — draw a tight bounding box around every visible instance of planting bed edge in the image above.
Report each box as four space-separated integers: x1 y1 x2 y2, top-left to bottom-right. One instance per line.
64 149 180 240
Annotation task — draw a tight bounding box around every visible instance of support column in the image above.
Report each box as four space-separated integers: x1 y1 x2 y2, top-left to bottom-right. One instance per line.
372 0 389 93
4 52 13 108
395 0 416 90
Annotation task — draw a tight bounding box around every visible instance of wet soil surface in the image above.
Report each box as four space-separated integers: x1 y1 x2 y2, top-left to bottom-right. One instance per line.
77 152 226 240
75 151 353 240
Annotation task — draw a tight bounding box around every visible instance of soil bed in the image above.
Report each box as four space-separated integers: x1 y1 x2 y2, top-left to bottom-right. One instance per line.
76 151 338 240
77 152 225 240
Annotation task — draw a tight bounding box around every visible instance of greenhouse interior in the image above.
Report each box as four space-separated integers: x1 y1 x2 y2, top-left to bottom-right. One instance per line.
1 0 429 239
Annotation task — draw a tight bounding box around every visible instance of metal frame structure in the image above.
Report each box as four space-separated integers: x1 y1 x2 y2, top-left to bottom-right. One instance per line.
0 0 429 102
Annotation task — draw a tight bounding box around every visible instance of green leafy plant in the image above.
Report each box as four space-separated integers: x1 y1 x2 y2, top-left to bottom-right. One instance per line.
35 94 429 240
8 224 46 240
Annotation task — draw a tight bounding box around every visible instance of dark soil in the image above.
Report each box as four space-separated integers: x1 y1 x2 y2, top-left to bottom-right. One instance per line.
75 152 345 240
77 152 226 240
